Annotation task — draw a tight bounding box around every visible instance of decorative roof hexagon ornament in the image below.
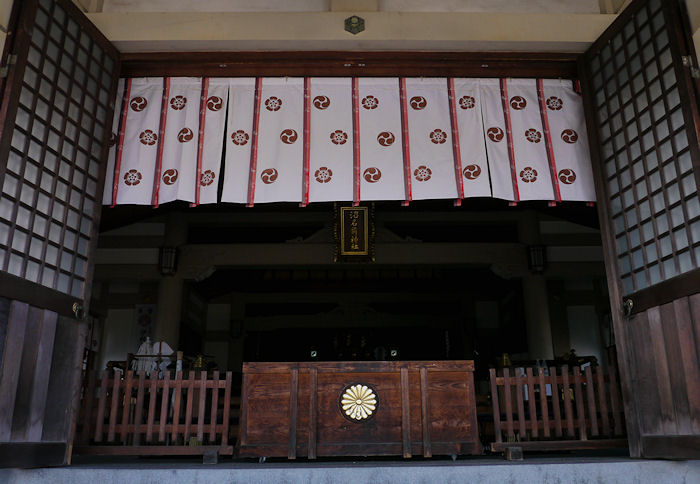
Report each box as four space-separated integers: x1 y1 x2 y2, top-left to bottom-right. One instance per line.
340 383 377 422
345 15 365 35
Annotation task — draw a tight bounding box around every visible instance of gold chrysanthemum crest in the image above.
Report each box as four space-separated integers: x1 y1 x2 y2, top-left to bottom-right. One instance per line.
341 384 377 421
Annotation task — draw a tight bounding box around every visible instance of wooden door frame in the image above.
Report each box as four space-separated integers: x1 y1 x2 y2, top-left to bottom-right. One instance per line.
0 0 120 467
578 0 700 458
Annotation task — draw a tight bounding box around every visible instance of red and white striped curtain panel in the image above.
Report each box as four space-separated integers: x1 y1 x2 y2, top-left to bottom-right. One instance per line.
103 77 595 207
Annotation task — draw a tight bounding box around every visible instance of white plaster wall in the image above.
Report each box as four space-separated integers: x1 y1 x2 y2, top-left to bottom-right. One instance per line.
566 305 603 365
99 308 135 371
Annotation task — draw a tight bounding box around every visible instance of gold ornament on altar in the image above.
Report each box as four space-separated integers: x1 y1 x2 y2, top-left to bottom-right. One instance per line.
340 384 377 421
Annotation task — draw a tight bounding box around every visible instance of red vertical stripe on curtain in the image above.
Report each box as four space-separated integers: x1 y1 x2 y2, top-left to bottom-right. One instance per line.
352 77 361 206
152 77 170 207
447 78 465 205
537 79 562 204
192 77 209 207
247 77 263 207
111 78 132 208
301 77 311 207
398 78 413 206
500 79 520 203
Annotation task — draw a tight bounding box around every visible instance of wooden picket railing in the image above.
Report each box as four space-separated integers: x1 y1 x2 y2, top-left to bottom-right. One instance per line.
489 364 627 452
74 370 236 456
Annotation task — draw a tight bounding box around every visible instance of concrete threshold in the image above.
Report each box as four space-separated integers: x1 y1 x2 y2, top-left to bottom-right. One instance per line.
1 454 698 484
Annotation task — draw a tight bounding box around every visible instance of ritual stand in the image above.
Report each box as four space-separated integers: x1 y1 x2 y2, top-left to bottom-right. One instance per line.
238 360 482 459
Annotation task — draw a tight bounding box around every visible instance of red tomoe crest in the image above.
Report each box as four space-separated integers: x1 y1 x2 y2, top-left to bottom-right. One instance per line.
330 130 348 145
162 168 178 185
414 165 432 182
177 127 194 143
558 168 577 184
260 168 279 184
315 167 333 183
363 167 382 182
206 96 223 111
280 129 298 144
409 96 427 110
200 170 216 186
139 129 158 146
377 131 395 146
124 169 142 186
520 167 538 183
170 95 187 110
525 128 542 143
487 127 504 142
463 164 481 180
510 96 527 110
313 95 330 109
130 96 148 112
561 129 578 144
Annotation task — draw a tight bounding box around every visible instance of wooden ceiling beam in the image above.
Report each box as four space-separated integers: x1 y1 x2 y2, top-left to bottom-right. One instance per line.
120 51 580 78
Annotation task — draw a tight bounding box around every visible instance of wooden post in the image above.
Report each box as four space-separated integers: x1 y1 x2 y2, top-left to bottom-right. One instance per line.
94 371 109 442
287 368 298 459
584 366 599 436
503 368 514 439
158 371 170 442
120 371 133 443
419 367 432 457
573 367 587 440
107 373 121 442
561 365 575 437
308 367 317 459
596 366 611 436
550 366 563 437
515 371 527 439
184 371 195 442
133 371 146 445
537 368 550 438
400 367 412 458
172 371 183 442
526 368 538 438
197 371 207 442
489 369 502 443
221 372 232 446
146 371 157 442
209 371 219 442
80 372 96 444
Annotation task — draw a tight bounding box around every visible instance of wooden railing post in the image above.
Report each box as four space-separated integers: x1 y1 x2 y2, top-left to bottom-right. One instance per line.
79 372 96 445
488 363 628 453
503 368 514 440
133 371 146 445
209 370 219 443
489 368 502 444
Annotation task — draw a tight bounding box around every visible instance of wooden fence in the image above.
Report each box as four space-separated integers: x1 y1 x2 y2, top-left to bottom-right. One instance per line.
75 370 235 456
489 364 627 452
